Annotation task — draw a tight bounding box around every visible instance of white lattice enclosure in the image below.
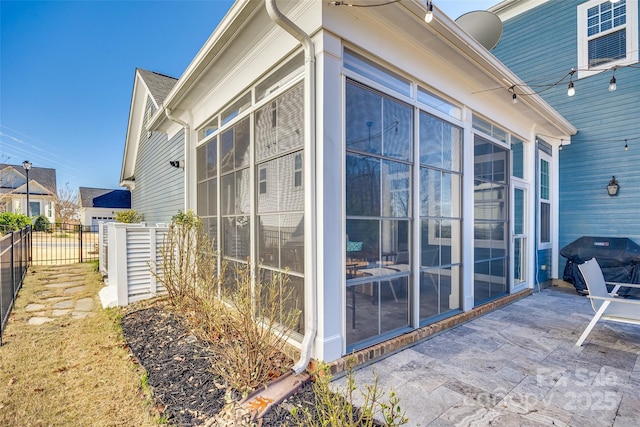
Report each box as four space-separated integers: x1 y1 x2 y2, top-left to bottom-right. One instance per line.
98 222 168 307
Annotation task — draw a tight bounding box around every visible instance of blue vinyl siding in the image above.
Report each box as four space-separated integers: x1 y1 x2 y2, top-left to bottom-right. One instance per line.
537 248 552 284
493 0 640 273
131 96 185 223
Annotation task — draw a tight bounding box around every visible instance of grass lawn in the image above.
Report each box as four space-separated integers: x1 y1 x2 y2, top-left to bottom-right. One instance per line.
0 262 162 426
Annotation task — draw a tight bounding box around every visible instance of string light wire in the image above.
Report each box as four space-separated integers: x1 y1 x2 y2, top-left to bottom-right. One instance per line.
328 0 402 7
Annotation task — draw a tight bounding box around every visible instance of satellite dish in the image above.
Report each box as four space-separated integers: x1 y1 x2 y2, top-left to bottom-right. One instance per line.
455 10 503 51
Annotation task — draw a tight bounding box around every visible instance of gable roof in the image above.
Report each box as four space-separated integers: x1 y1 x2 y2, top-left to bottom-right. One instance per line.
137 68 178 107
78 187 131 208
120 69 178 186
0 164 57 195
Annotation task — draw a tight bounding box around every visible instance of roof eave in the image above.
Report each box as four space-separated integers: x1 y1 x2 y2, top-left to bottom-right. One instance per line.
489 0 553 23
120 70 146 184
402 0 576 137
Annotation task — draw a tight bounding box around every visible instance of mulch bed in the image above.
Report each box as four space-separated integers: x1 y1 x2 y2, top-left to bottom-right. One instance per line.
121 305 318 426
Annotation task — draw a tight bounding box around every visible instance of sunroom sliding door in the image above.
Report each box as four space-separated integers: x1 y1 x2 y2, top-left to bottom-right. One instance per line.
344 80 412 349
473 135 509 304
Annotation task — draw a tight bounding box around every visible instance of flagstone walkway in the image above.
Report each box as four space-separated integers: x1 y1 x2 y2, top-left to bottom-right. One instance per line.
336 286 640 426
23 264 96 325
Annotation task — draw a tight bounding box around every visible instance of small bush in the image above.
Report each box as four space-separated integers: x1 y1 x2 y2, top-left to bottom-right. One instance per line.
291 361 408 427
0 212 31 232
114 210 144 223
33 215 51 232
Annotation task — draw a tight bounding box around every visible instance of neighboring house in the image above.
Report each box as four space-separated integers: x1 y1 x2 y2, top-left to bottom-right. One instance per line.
121 0 576 366
0 163 56 222
490 0 640 284
120 68 185 223
78 187 131 227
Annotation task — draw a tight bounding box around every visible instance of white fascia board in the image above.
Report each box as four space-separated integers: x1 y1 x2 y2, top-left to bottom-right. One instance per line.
489 0 551 22
14 181 54 196
120 70 147 183
404 0 576 137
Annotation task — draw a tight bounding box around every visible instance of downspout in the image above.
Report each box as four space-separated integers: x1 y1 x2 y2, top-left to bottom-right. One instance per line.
164 108 191 212
265 0 317 375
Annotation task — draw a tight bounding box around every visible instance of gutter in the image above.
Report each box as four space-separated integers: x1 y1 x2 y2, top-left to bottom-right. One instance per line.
164 108 191 211
265 0 317 375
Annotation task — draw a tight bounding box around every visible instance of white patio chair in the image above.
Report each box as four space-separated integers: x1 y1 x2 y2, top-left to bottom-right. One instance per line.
575 258 640 346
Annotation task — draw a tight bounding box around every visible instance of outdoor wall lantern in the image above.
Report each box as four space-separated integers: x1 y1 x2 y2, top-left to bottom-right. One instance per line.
607 176 619 196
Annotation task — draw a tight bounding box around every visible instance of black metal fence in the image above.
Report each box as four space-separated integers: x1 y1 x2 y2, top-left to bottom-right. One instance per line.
31 223 100 265
1 226 31 345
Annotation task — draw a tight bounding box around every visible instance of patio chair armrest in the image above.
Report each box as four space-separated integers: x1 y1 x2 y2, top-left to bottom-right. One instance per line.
605 281 640 289
588 295 640 305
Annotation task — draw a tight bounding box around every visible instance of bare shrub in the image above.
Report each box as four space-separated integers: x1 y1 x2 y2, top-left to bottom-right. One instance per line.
153 210 300 396
208 263 301 395
151 210 221 310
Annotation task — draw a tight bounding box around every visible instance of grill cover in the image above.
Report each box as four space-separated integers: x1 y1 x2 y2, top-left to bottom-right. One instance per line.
561 236 640 298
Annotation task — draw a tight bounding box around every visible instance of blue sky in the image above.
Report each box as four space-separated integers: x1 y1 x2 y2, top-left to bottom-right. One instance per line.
1 0 496 193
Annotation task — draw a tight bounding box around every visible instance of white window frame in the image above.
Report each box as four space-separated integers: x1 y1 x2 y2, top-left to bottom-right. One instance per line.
577 0 639 79
538 152 552 249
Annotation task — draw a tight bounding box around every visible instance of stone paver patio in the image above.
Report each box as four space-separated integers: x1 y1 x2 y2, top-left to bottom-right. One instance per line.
23 265 95 325
336 286 640 426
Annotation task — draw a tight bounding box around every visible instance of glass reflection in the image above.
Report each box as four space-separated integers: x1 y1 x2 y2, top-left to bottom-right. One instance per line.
258 269 305 335
420 112 461 172
419 266 460 321
346 154 380 217
346 277 409 347
382 160 410 218
345 82 412 161
222 216 250 260
346 84 383 155
473 135 509 306
258 215 279 268
197 144 206 182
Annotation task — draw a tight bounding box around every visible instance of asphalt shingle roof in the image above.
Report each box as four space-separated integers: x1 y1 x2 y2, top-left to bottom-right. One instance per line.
78 187 131 208
137 69 178 106
0 164 57 194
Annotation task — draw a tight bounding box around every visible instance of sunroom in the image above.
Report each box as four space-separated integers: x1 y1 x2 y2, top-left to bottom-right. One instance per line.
145 0 576 368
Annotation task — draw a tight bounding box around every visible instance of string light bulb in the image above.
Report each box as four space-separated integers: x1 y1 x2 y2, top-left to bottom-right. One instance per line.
609 75 617 92
424 1 433 23
625 139 628 151
512 93 518 104
559 140 563 151
566 69 576 96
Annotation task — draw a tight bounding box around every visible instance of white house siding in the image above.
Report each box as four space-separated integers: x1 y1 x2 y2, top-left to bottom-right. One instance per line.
131 96 185 223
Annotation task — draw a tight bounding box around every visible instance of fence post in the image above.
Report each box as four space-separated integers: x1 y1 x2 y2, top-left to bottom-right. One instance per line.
78 224 83 263
10 230 15 302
